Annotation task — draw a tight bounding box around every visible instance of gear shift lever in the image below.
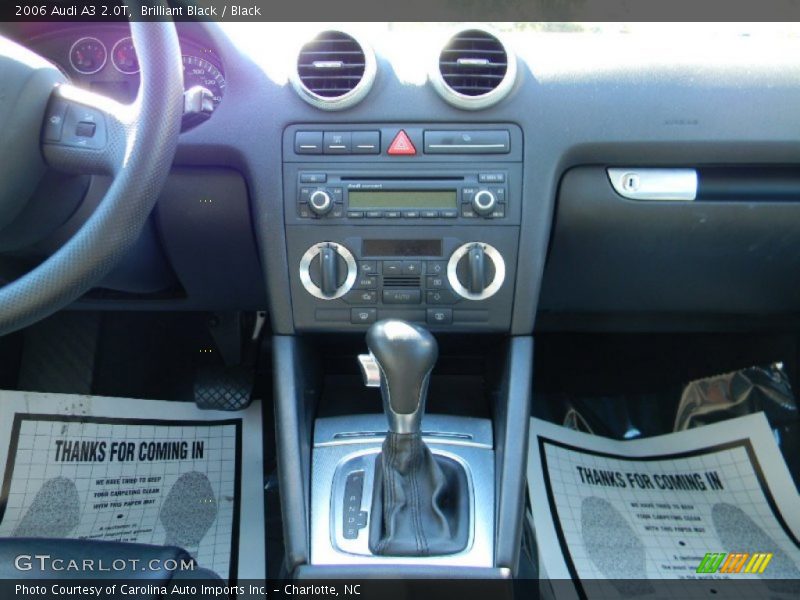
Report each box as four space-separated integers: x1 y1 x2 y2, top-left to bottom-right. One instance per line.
366 319 438 434
363 319 468 556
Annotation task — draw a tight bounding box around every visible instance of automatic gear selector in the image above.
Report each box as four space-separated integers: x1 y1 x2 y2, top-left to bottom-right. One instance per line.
364 320 469 556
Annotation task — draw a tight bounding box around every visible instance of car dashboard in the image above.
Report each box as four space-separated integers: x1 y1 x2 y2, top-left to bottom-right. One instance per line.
2 20 800 581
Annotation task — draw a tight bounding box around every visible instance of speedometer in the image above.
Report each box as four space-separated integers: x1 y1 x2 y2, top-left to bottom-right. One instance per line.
182 55 225 106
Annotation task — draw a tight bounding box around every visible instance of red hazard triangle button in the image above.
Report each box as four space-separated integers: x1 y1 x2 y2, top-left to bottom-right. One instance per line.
387 130 416 156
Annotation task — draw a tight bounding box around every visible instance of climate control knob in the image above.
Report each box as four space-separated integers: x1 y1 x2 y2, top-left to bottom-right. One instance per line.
447 242 505 300
471 190 497 216
299 242 357 300
308 190 333 216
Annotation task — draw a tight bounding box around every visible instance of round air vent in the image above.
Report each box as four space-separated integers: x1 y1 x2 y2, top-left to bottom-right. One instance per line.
292 30 376 111
431 27 517 110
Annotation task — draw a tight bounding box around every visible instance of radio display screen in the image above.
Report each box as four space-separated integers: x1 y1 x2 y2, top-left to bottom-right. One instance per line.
348 190 457 209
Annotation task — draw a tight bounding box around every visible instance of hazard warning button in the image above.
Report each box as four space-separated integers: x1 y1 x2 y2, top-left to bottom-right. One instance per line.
387 130 416 156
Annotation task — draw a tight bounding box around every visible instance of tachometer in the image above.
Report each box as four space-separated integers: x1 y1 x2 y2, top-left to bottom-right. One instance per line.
111 37 139 74
69 37 107 75
182 55 225 106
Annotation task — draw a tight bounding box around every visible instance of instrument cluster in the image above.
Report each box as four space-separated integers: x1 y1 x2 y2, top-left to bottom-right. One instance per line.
36 28 226 109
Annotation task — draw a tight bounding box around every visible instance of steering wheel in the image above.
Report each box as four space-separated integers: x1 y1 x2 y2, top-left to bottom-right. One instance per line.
0 21 184 336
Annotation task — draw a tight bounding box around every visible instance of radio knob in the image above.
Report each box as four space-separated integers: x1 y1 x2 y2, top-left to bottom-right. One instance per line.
471 190 497 216
447 242 506 301
299 242 357 300
309 189 333 216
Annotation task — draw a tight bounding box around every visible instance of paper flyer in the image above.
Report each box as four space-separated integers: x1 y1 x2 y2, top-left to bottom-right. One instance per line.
0 391 265 582
528 413 800 598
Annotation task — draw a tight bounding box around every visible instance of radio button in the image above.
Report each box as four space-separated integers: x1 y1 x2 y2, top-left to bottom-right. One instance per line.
298 203 312 219
345 290 377 304
351 308 377 324
427 290 459 305
300 173 327 183
461 205 476 218
440 209 458 218
309 190 333 216
385 211 401 218
427 308 453 325
382 261 403 276
427 261 446 275
490 206 505 219
352 131 380 154
329 205 344 218
402 211 420 218
366 211 383 219
426 275 445 289
421 210 439 218
383 289 421 304
358 261 377 275
472 190 497 216
324 131 351 154
299 187 313 202
403 261 422 275
347 211 364 218
479 173 505 183
356 275 378 289
331 187 344 202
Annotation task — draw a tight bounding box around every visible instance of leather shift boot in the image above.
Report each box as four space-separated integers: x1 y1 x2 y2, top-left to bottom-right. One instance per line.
369 431 469 556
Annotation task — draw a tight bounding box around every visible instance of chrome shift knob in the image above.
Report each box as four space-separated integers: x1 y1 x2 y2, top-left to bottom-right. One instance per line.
365 319 438 434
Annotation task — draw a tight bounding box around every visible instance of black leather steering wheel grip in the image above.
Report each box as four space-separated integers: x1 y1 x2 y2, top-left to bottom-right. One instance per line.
0 17 184 336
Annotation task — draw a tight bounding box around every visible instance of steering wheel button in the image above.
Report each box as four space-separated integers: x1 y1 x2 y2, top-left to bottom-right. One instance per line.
75 121 96 138
43 100 68 142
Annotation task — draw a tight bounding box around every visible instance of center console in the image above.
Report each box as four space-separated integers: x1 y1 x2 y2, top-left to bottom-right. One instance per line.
274 124 531 578
283 124 523 332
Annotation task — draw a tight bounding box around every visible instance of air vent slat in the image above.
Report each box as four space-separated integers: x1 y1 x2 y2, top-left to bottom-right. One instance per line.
383 277 421 288
296 30 368 100
297 63 364 70
435 28 514 105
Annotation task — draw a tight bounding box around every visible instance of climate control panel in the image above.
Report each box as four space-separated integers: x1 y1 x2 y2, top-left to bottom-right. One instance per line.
286 227 519 332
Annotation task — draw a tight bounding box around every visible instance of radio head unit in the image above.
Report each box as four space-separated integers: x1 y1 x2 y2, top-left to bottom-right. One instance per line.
295 172 509 222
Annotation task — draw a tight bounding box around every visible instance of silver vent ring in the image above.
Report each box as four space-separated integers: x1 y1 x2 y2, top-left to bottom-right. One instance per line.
429 25 517 111
291 30 377 111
